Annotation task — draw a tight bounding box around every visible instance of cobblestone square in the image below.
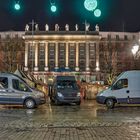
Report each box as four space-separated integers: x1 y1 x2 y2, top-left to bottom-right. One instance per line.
0 101 140 140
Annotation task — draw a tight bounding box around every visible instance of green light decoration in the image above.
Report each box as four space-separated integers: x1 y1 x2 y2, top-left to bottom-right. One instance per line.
84 0 98 11
51 5 57 12
14 3 21 10
94 9 101 17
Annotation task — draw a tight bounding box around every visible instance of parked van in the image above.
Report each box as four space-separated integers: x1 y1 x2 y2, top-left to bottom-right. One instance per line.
0 73 46 109
96 71 140 108
50 76 81 105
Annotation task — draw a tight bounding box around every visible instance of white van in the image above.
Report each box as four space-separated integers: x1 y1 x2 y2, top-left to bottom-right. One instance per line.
96 71 140 108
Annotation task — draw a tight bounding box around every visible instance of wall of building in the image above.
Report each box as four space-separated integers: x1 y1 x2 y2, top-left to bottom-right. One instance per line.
0 30 140 82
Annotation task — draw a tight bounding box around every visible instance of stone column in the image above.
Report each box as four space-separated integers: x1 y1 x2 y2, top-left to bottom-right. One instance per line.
65 42 69 69
95 42 100 71
34 42 39 71
44 42 49 71
75 42 79 71
55 42 59 70
86 43 90 71
24 42 28 71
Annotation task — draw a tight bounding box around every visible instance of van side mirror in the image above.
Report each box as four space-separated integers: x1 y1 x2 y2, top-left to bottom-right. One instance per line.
111 85 117 90
111 86 114 90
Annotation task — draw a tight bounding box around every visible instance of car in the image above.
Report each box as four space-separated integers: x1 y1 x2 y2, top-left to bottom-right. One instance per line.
49 76 81 105
0 72 46 109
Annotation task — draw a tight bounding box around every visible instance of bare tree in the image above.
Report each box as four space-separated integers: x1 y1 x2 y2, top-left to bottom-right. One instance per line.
0 36 24 72
101 37 117 85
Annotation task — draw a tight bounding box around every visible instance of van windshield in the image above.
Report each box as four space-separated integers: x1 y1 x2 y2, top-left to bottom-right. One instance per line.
57 80 78 90
111 72 125 87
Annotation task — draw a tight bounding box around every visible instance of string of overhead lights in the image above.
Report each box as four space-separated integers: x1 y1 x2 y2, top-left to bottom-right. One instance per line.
13 0 101 17
49 0 57 12
84 0 101 17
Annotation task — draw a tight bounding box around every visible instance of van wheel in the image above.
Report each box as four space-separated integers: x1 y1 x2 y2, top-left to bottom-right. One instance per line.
50 97 54 103
55 99 61 105
24 99 36 109
106 98 115 109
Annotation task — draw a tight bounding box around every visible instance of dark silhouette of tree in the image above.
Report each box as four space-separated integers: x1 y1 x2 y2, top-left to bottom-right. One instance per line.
0 35 24 72
100 36 117 85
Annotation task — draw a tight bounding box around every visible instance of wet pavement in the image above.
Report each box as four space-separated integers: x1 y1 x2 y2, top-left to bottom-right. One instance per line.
0 100 140 139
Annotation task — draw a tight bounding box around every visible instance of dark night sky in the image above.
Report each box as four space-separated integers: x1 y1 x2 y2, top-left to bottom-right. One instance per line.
0 0 140 32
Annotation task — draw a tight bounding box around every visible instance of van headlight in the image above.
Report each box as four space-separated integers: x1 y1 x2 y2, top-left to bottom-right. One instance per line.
77 92 81 97
57 92 63 98
98 91 104 96
36 92 45 98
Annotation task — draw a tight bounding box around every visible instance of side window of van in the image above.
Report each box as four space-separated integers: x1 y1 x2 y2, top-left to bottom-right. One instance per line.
12 79 30 92
113 79 128 90
0 77 8 89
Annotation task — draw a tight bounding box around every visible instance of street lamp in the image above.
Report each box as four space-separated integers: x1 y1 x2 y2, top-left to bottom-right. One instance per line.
131 44 139 69
131 44 139 58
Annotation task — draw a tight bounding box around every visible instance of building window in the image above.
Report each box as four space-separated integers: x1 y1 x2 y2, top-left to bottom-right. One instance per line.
116 35 119 40
89 43 96 69
79 43 86 71
15 34 18 38
107 34 111 40
48 43 55 71
29 45 35 59
38 44 45 71
28 45 35 70
58 43 66 68
69 43 76 71
6 34 10 39
124 35 128 40
132 35 136 40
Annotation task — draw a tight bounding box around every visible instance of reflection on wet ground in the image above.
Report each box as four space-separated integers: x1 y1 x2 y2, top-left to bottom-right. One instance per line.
1 101 140 140
0 100 140 127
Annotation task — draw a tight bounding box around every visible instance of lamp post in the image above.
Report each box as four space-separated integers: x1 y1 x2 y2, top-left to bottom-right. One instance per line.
131 44 139 69
132 44 139 58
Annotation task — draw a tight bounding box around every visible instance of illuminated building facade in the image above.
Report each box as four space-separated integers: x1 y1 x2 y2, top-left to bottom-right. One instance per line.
0 26 140 82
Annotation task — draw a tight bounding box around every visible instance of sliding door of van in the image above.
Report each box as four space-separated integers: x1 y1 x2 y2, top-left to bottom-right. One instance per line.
8 79 31 104
128 78 140 104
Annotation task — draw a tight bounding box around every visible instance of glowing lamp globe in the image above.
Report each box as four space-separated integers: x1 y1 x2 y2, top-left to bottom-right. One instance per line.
84 0 98 11
51 5 57 12
14 3 21 10
94 9 101 17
